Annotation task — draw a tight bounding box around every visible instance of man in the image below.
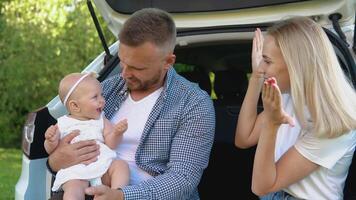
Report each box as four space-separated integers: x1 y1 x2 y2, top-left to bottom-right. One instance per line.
48 8 215 199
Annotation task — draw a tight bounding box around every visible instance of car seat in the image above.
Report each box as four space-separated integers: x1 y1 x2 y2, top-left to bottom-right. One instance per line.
213 70 248 106
179 68 211 95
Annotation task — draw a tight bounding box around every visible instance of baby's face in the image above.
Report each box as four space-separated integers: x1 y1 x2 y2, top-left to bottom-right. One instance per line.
73 78 105 120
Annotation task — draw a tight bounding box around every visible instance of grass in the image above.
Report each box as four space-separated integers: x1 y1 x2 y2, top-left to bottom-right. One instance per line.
0 148 22 200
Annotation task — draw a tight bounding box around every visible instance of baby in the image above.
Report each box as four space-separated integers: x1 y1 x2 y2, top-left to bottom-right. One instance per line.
44 72 129 200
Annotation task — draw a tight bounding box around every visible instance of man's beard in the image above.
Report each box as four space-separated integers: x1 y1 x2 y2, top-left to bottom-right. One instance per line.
126 72 162 92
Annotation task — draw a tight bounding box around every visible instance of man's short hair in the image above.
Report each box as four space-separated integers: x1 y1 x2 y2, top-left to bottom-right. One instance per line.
118 8 176 52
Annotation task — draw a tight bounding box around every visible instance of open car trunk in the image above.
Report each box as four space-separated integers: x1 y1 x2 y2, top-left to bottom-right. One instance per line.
15 0 356 199
48 26 356 199
104 0 309 14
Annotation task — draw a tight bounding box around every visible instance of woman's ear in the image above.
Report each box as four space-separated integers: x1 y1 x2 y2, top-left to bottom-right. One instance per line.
68 100 80 113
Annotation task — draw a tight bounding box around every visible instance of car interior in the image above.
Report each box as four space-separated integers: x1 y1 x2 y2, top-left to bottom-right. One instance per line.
173 41 259 199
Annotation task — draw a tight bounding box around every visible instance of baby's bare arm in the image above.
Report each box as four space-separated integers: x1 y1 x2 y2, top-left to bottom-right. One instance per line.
103 118 128 149
44 124 60 154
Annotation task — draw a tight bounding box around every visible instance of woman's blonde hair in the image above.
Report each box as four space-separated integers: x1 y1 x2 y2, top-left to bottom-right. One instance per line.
268 17 356 138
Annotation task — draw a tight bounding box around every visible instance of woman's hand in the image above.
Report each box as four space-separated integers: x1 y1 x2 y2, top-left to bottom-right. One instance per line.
251 28 264 78
262 77 294 127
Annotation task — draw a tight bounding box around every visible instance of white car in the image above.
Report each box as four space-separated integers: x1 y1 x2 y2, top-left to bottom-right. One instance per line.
16 0 356 199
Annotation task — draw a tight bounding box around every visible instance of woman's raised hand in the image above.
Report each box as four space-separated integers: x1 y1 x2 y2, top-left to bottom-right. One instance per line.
251 28 264 78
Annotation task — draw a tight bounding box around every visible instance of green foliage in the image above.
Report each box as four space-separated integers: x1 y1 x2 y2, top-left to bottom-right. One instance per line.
173 63 195 73
0 148 22 199
0 0 115 147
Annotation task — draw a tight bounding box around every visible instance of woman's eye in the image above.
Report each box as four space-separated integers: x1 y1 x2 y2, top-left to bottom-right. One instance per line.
264 60 271 64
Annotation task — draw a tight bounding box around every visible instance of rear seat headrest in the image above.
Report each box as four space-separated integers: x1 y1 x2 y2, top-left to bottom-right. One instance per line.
179 69 211 95
213 70 248 103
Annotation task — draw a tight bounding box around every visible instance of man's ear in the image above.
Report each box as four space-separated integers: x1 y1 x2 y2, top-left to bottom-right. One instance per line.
68 100 80 113
164 53 176 70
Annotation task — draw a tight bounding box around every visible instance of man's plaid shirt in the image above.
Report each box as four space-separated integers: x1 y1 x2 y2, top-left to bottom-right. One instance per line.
102 67 215 199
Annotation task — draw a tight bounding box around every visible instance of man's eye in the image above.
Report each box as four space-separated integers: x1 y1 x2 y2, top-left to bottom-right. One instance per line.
129 65 144 71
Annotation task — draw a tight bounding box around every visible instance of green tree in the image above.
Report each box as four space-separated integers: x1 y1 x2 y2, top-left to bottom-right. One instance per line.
0 0 115 147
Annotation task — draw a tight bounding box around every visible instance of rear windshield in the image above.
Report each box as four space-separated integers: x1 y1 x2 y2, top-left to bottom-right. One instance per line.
105 0 309 14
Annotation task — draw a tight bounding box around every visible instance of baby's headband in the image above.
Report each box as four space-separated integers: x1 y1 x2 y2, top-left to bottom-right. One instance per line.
62 73 91 105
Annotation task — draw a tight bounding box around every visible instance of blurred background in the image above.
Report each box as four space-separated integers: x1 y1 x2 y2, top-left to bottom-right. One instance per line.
0 0 115 198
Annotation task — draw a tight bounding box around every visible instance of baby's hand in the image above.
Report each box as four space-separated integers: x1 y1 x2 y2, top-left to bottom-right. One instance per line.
114 119 128 135
44 124 60 154
45 124 59 142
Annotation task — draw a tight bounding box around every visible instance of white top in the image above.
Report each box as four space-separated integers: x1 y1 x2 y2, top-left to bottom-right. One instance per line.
111 87 163 185
274 94 301 161
284 126 356 199
274 95 356 199
58 113 105 143
52 114 116 191
275 101 356 200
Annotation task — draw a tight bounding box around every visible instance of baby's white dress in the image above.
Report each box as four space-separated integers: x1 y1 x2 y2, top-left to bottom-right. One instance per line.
51 113 116 191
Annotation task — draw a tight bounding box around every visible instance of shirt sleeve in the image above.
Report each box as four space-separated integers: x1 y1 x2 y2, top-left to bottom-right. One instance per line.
294 130 356 169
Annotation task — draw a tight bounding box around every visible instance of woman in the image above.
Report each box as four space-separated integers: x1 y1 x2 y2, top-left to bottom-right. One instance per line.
235 17 356 199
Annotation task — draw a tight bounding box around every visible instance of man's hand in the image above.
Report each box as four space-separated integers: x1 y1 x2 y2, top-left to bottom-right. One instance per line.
48 131 100 172
85 185 124 200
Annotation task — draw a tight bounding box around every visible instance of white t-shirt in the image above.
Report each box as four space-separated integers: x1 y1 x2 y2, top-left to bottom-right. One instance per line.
284 129 356 200
111 87 163 185
274 94 301 161
269 94 355 199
